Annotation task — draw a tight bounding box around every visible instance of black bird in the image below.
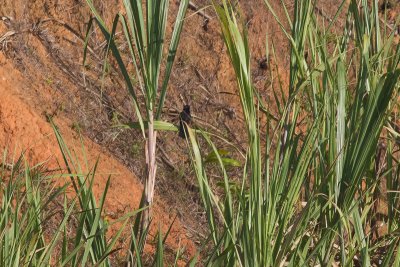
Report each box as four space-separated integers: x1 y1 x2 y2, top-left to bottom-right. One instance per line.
179 105 191 139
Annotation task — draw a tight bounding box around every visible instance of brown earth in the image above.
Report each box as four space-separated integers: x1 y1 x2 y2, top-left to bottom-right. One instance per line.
0 0 399 265
0 51 195 261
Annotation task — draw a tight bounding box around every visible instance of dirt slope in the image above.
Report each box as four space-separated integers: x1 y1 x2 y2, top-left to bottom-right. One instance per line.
1 0 398 264
0 52 195 260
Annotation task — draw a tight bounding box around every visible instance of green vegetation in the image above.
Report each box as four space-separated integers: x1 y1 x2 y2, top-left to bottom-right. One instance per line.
0 128 124 266
0 121 177 266
186 0 400 265
4 0 400 266
84 0 189 246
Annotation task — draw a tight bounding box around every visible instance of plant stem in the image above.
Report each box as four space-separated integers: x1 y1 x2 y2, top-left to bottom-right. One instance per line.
142 111 157 234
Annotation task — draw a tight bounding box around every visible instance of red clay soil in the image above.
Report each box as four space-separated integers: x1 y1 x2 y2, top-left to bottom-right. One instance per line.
0 52 195 261
1 0 398 265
